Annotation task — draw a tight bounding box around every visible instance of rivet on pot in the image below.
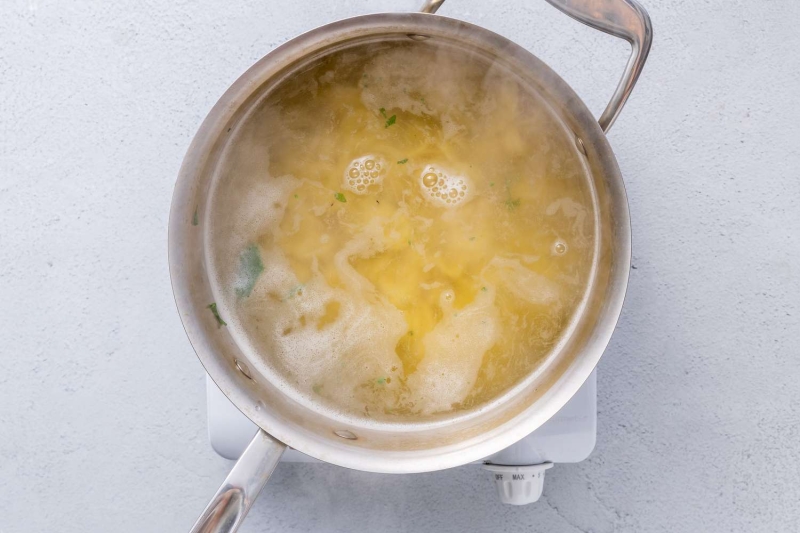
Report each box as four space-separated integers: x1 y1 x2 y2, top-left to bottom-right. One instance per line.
334 429 357 440
235 359 253 380
576 136 587 156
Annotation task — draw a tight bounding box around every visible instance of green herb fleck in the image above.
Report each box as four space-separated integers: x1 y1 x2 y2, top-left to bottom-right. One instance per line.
334 192 347 203
481 286 487 292
377 377 386 385
385 115 396 128
312 384 323 394
207 303 226 327
234 245 264 298
407 239 412 246
379 107 387 118
408 330 414 336
420 97 426 104
397 158 408 164
505 198 521 211
490 182 495 187
469 236 476 241
192 206 199 226
294 194 298 199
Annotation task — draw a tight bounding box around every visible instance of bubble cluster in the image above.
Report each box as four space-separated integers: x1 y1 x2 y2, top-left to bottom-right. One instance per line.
344 155 385 194
419 166 470 207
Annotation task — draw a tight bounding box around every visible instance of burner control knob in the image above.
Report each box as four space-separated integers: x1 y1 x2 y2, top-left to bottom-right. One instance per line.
482 463 553 505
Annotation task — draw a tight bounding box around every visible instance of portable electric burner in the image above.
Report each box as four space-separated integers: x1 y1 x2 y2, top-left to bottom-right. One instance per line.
207 370 597 505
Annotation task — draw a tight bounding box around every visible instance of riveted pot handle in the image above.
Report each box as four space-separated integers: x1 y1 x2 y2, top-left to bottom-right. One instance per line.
541 0 652 132
189 430 287 533
419 0 653 132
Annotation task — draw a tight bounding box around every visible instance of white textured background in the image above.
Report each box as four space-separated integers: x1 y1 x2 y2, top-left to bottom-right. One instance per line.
2 0 799 531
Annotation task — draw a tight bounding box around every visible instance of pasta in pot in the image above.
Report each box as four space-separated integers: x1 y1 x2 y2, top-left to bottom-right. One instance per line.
209 40 595 421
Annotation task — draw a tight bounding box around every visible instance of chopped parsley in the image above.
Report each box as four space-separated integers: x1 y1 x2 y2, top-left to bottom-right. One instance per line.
379 107 387 118
207 303 226 327
334 192 347 203
192 206 199 226
469 236 476 241
377 377 386 385
505 198 521 211
385 115 396 128
234 245 264 298
408 330 414 336
294 194 298 199
490 182 495 187
397 158 408 164
481 286 487 292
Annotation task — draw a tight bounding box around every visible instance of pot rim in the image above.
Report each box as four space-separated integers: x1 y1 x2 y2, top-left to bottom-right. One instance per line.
169 11 631 473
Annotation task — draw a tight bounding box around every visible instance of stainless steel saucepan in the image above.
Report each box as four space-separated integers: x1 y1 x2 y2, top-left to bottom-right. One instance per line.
169 1 651 531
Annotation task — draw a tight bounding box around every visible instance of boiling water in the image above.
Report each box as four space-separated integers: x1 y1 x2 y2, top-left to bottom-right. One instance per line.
209 40 596 421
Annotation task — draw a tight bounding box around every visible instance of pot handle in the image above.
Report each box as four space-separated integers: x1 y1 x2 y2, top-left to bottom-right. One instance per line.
420 0 653 132
189 430 287 533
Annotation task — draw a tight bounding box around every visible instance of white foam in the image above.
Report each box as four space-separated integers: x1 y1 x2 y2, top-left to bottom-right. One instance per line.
224 174 299 254
227 201 515 417
230 214 408 415
419 165 471 208
407 286 500 414
344 155 386 195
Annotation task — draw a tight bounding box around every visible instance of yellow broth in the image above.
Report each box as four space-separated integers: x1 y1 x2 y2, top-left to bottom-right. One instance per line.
210 40 595 421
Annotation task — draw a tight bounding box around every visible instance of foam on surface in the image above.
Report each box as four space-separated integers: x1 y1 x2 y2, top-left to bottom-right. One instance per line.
344 155 386 194
419 165 471 208
406 287 499 414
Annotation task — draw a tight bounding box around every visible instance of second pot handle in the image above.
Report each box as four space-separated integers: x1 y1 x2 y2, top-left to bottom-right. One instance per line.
189 430 287 533
419 0 653 133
